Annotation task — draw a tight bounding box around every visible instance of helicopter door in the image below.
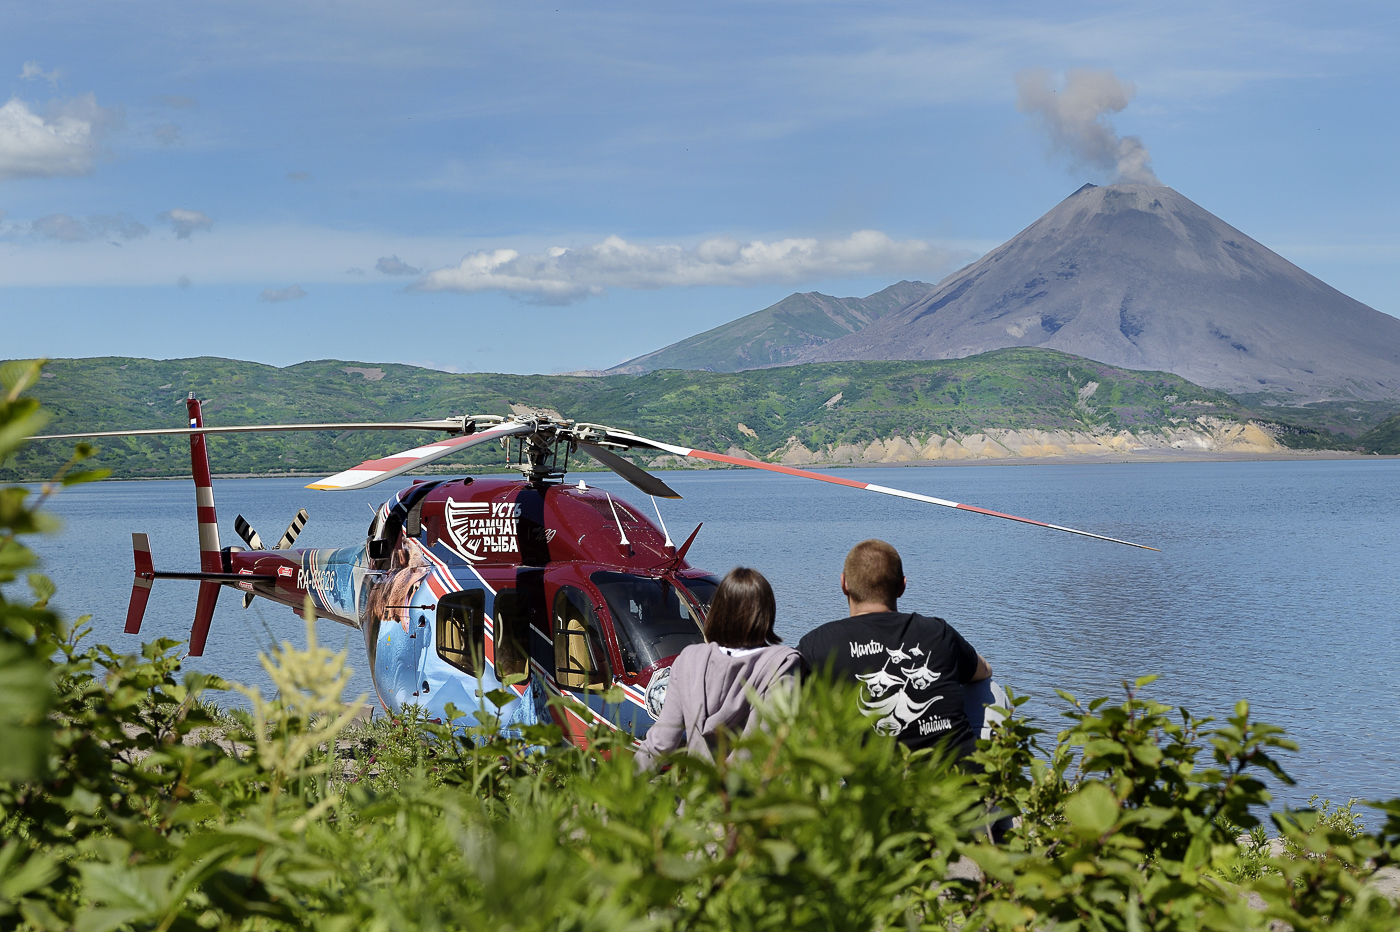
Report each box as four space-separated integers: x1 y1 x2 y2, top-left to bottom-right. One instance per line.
552 586 610 690
435 590 486 675
490 588 532 681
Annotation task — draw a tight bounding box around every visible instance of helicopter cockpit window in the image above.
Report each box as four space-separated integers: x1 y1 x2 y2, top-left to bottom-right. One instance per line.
492 589 530 680
553 586 609 690
678 575 721 614
591 572 706 675
437 590 486 676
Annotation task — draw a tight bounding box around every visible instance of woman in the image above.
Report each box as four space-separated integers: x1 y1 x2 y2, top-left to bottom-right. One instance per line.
635 567 801 770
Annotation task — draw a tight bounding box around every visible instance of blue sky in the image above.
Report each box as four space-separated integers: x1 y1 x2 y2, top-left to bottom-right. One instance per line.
2 0 1397 374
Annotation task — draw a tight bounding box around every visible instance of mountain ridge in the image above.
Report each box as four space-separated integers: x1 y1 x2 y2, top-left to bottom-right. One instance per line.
10 349 1371 482
790 184 1400 401
602 280 934 374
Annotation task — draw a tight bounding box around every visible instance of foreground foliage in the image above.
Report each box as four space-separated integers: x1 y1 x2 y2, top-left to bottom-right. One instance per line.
3 362 1399 930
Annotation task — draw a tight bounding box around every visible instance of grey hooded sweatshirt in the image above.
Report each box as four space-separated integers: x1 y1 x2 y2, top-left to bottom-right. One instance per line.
634 642 802 770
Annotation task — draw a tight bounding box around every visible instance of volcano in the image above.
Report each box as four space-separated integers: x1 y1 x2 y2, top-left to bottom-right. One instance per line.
791 184 1400 400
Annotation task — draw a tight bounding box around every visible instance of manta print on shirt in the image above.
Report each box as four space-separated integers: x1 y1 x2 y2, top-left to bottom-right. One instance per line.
798 612 981 757
856 643 947 736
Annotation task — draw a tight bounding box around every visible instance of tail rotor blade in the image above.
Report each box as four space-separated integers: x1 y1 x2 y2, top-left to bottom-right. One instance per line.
577 442 682 499
275 509 309 549
234 514 264 550
601 429 1158 551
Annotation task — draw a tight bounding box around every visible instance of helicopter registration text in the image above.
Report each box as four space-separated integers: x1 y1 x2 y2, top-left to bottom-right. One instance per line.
297 567 336 590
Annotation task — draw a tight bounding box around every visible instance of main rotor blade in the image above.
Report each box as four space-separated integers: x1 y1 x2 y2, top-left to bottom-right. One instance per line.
603 430 1158 551
307 420 536 491
577 442 682 499
31 419 470 441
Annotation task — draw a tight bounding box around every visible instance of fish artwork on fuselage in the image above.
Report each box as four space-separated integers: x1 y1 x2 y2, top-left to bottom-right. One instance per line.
339 478 720 746
299 544 371 625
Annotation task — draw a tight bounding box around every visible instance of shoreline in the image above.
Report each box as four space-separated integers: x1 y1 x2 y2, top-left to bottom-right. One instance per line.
25 447 1394 484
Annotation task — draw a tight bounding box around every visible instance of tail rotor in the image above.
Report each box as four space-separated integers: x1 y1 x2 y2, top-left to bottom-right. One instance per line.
234 514 264 550
275 509 308 549
232 508 309 606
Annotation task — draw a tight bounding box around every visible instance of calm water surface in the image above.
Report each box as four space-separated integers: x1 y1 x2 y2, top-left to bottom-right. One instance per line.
30 458 1400 813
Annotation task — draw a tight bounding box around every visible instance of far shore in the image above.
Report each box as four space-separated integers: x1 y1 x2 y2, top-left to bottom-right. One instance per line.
26 447 1393 484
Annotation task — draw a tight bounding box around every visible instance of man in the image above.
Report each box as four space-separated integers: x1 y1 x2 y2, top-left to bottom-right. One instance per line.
798 539 992 760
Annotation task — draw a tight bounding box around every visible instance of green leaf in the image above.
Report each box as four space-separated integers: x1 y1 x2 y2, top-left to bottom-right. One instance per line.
1065 782 1119 838
482 688 516 708
61 468 111 487
0 844 59 901
0 359 46 400
760 840 799 874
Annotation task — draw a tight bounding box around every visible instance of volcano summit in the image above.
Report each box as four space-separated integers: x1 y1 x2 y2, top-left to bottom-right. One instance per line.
791 184 1400 401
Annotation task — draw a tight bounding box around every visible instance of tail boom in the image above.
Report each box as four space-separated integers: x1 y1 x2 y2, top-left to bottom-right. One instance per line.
125 532 276 650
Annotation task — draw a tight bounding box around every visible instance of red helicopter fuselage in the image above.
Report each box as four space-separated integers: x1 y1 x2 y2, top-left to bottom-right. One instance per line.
128 398 715 745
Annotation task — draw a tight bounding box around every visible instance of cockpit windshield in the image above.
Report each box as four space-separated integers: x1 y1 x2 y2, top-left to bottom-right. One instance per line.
591 572 715 673
679 575 719 613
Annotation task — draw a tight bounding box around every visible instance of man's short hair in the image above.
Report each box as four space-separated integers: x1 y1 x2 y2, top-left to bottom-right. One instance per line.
843 539 904 607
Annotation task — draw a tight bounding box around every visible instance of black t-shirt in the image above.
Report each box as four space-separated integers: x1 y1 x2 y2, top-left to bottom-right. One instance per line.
798 612 980 758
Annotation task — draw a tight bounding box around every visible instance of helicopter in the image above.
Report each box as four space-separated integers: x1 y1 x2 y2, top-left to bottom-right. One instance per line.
35 395 1154 745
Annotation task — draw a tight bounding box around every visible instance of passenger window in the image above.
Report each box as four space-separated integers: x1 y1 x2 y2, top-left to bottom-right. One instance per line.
437 590 486 675
493 589 530 680
553 586 609 689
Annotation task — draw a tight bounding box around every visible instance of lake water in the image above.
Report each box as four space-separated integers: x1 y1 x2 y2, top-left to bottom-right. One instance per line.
26 458 1400 814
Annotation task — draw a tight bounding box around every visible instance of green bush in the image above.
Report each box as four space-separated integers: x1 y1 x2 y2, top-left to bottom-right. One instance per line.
2 363 1398 931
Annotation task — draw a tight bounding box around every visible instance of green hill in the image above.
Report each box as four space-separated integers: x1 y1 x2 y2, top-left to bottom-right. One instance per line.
603 281 934 373
1358 411 1400 454
4 349 1324 482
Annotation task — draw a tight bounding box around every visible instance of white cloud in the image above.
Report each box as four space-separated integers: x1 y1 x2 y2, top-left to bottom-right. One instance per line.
31 213 149 243
413 231 971 304
0 94 112 182
0 221 477 285
158 208 214 239
260 284 307 302
19 61 61 86
376 255 420 275
0 220 985 291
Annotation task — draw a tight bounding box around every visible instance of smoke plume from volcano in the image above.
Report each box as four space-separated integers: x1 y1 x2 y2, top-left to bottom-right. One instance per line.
1016 68 1158 185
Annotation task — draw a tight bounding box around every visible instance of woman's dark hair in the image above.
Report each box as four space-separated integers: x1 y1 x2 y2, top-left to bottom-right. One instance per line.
703 567 778 649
